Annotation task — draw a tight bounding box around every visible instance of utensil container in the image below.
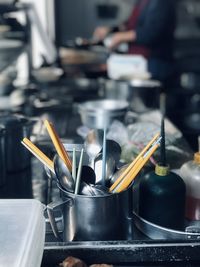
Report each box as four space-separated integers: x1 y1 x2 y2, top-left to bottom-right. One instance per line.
47 185 134 241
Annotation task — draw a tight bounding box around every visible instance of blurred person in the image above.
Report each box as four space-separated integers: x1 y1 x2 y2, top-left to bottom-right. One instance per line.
93 0 176 83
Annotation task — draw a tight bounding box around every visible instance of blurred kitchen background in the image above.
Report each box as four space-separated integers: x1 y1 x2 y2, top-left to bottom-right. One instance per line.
0 0 200 151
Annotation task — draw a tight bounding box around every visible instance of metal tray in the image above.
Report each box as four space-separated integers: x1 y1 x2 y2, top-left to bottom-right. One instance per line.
42 240 200 267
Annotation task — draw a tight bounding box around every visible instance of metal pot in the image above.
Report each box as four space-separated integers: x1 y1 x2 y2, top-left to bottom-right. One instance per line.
78 99 129 129
133 212 200 240
101 78 162 112
0 112 35 172
9 83 39 112
27 94 72 137
128 79 162 112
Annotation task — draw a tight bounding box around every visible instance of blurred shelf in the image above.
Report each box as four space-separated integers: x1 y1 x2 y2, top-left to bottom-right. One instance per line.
0 39 26 72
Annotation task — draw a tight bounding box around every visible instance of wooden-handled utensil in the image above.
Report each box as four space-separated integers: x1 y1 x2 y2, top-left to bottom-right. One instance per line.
21 137 54 173
44 120 72 171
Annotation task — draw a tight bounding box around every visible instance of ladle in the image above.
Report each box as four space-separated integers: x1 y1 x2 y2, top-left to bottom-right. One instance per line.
80 182 110 196
54 154 75 193
94 152 116 185
44 165 57 204
79 181 96 196
80 165 96 184
90 184 111 196
109 164 129 186
84 129 103 168
103 139 121 164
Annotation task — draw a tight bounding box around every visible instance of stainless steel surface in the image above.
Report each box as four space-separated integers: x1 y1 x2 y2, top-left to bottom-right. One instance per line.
102 79 161 112
54 155 75 193
78 99 129 129
106 139 122 164
80 165 96 185
110 164 129 186
84 129 103 168
94 152 116 185
47 184 134 241
133 212 200 240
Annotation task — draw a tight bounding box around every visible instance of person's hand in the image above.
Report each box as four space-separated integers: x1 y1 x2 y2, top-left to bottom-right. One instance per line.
106 31 136 50
107 32 125 50
93 26 111 41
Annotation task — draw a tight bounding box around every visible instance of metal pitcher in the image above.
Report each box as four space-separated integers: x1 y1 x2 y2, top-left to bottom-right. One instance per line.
47 185 134 241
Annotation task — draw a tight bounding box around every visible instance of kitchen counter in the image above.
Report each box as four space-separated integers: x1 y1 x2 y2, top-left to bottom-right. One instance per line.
0 109 199 266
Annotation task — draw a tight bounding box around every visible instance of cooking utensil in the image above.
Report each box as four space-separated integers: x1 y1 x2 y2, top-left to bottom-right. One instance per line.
103 139 121 164
80 165 96 185
72 148 76 182
44 165 56 204
44 119 72 171
74 148 84 194
78 99 129 129
21 137 54 173
101 126 107 186
84 129 103 168
110 133 161 193
90 184 110 196
109 164 129 186
79 181 96 196
54 154 74 193
94 152 116 185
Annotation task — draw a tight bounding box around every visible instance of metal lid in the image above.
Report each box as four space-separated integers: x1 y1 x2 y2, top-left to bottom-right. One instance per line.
155 164 170 176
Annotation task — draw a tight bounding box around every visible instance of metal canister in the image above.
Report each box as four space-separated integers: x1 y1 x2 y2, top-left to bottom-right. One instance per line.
139 164 186 230
0 112 35 172
180 152 200 220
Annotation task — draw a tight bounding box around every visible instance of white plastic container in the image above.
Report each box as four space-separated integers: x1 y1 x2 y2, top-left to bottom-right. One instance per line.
0 199 45 267
107 54 148 80
180 152 200 220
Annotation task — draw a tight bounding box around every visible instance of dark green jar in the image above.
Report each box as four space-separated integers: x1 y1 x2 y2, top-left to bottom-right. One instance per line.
138 164 186 230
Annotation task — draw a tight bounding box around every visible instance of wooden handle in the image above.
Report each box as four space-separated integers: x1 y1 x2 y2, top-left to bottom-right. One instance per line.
22 137 54 172
113 143 159 193
44 120 72 171
109 133 160 192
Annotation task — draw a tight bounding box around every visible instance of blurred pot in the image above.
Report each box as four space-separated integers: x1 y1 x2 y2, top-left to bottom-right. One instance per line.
27 93 72 137
32 67 64 83
102 78 162 112
0 112 35 172
78 99 129 129
10 83 39 112
0 73 14 96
